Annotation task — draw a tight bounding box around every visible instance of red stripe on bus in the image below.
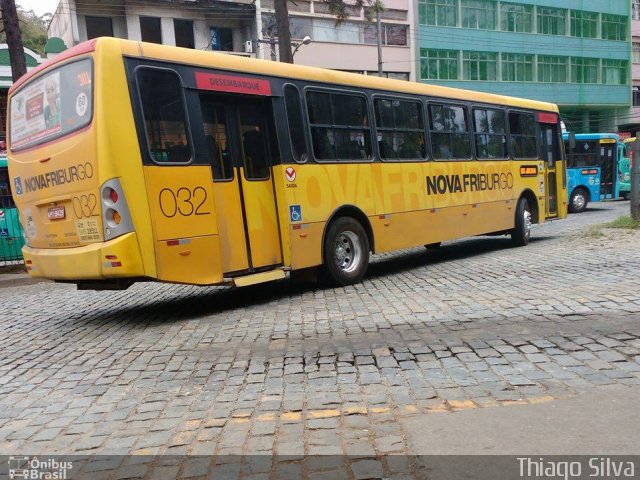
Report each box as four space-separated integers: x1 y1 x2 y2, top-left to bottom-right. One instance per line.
537 112 558 124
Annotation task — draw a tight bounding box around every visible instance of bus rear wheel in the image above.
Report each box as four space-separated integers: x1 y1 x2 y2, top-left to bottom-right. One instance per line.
569 188 588 213
511 197 532 247
322 217 370 286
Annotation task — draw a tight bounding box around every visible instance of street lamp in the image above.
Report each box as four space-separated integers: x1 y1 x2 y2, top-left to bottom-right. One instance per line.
292 36 312 58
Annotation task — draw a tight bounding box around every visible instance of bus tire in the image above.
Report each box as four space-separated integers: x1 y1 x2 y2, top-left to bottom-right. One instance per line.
510 197 532 247
569 188 588 213
322 217 370 286
425 242 441 250
621 192 630 201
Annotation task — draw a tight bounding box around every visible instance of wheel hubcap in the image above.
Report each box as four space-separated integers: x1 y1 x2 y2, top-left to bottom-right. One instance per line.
573 194 585 211
334 231 362 273
523 208 532 239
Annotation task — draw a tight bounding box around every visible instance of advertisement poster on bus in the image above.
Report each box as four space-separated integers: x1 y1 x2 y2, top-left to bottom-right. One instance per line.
10 72 62 149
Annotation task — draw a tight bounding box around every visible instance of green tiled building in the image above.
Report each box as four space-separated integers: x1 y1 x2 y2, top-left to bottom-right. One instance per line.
416 0 630 132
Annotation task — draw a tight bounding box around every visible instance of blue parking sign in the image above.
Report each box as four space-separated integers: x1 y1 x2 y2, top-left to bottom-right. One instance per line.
289 205 302 223
13 177 23 195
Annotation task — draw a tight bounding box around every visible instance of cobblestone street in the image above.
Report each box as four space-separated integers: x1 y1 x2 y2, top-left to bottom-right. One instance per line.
1 201 639 478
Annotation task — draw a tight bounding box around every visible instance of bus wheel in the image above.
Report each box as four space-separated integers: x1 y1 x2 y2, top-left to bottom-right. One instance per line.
425 242 441 250
511 197 532 247
621 192 630 201
323 217 370 286
569 188 588 213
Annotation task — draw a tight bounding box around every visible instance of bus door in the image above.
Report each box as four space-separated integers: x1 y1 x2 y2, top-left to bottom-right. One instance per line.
539 122 559 217
599 139 617 199
200 95 282 274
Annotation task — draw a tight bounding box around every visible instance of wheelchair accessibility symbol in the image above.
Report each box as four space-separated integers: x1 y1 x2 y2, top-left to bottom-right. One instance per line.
289 205 302 223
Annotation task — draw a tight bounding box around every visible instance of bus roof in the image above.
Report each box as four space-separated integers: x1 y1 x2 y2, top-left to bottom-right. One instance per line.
562 133 621 141
14 37 559 113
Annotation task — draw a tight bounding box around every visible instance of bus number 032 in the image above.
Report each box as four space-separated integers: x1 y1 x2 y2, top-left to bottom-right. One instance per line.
72 194 98 219
159 187 210 218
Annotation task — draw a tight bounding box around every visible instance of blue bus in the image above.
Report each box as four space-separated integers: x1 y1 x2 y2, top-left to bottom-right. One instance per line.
0 153 26 261
563 133 622 213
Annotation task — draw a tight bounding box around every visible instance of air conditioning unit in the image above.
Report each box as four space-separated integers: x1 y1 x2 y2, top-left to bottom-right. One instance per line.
244 41 254 54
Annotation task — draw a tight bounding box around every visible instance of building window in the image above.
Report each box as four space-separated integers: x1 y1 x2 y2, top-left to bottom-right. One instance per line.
420 0 457 27
602 59 627 85
375 99 426 160
420 49 458 80
462 51 497 80
473 108 507 159
633 87 640 106
537 55 567 83
601 14 627 41
313 19 360 43
210 27 233 51
86 16 113 39
500 3 532 33
306 91 371 161
364 24 408 46
174 19 195 48
429 104 471 159
633 43 640 64
537 7 566 36
502 53 533 82
571 57 598 83
570 11 597 39
140 17 162 44
461 0 496 30
634 0 640 21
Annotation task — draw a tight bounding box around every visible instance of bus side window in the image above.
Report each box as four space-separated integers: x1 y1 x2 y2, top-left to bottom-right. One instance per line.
509 112 537 159
306 90 371 161
429 104 471 160
284 85 308 163
375 98 426 161
473 108 507 159
136 68 192 164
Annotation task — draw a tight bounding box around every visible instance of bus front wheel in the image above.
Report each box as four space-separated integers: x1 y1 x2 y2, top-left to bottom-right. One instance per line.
569 188 588 213
322 217 370 286
511 197 532 247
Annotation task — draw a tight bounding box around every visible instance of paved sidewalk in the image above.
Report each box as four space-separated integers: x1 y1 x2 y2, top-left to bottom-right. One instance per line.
403 384 640 455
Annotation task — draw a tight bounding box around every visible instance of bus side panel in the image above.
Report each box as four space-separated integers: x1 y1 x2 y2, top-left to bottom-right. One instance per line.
143 165 223 284
279 163 375 270
370 160 517 253
567 168 600 203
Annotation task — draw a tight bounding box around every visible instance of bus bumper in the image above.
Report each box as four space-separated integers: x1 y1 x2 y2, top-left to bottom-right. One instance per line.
23 232 145 280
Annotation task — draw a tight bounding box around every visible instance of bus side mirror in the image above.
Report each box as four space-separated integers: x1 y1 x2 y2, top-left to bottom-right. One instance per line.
568 133 576 150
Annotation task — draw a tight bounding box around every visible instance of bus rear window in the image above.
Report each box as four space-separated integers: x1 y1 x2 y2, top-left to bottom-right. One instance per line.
9 59 93 151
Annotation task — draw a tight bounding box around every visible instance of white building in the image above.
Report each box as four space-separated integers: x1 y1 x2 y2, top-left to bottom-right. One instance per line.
47 0 414 80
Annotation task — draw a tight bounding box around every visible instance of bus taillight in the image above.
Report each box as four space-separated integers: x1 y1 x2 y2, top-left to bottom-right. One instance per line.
100 178 133 240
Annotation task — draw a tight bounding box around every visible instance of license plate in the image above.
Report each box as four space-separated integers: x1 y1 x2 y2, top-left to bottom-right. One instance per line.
47 206 65 220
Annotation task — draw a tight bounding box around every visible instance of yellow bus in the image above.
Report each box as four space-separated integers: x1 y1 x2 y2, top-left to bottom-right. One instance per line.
7 38 567 290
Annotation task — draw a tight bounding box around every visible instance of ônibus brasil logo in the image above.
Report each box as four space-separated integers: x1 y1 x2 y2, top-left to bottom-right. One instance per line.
8 456 72 479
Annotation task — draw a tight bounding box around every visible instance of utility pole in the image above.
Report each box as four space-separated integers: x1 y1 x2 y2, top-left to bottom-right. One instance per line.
632 139 640 221
376 8 383 76
0 0 27 81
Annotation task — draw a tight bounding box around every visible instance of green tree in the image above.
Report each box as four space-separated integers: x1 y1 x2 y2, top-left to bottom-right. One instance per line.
0 6 48 55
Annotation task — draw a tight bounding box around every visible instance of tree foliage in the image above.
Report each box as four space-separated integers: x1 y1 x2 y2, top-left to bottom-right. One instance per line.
0 6 49 55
